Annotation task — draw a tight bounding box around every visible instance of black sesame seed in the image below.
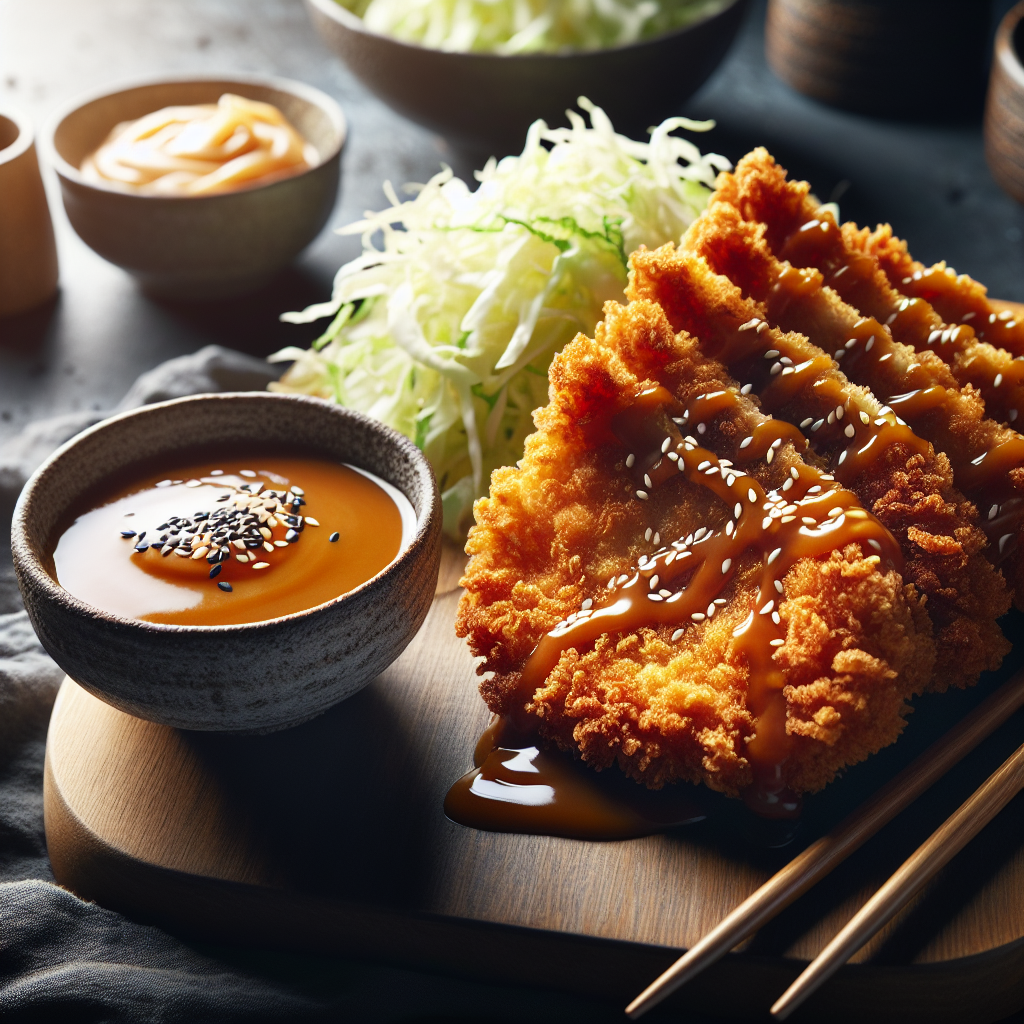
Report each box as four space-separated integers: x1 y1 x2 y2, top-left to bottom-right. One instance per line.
209 564 222 579
137 531 146 541
162 545 174 557
217 581 233 592
120 530 137 538
329 532 340 543
133 544 149 553
156 523 169 531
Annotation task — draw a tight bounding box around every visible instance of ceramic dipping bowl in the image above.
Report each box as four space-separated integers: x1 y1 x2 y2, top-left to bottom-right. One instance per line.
986 0 1024 206
12 393 442 733
43 74 346 301
304 0 748 155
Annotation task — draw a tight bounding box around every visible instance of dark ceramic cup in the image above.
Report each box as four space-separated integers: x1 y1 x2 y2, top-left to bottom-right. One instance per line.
986 1 1024 206
12 393 442 733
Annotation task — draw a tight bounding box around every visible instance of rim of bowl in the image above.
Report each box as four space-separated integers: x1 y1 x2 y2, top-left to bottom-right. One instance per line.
305 0 746 61
0 106 34 166
12 392 440 635
41 71 347 200
997 1 1024 91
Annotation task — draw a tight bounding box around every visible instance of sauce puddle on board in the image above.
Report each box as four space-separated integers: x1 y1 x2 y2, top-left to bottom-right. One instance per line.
444 716 705 840
52 454 414 626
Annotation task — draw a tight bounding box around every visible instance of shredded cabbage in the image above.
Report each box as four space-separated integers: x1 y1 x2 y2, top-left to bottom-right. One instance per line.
341 0 729 53
270 100 729 537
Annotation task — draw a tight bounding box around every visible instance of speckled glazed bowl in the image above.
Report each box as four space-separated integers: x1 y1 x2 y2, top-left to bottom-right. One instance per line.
43 74 345 300
12 393 441 733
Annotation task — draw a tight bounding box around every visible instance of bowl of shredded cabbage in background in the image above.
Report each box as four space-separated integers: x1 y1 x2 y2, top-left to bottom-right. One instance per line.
303 0 747 151
269 100 729 538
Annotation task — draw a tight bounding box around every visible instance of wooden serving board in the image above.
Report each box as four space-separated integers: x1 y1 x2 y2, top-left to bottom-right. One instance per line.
45 551 1024 1020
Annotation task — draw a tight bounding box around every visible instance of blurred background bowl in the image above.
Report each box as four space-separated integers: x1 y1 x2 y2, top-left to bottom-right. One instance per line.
765 0 990 120
303 0 748 155
986 0 1024 205
43 74 346 301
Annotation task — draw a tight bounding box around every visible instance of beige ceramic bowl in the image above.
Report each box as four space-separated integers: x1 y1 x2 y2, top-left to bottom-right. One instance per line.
12 393 441 733
43 74 346 301
986 1 1024 206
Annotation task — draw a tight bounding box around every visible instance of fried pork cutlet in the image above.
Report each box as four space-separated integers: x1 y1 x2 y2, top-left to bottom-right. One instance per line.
853 223 1024 360
713 149 1024 432
628 245 1012 688
457 298 935 802
687 159 1024 606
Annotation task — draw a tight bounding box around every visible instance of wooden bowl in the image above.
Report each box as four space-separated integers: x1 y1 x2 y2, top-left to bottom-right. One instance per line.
42 74 346 301
0 108 58 318
765 0 989 118
986 1 1024 205
304 0 748 154
11 393 442 733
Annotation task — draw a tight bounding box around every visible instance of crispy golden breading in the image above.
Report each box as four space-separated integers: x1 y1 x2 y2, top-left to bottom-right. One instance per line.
456 300 935 796
685 155 1024 610
848 221 1024 360
629 243 1013 688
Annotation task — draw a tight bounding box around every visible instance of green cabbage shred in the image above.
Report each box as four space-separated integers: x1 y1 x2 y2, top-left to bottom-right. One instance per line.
270 100 728 537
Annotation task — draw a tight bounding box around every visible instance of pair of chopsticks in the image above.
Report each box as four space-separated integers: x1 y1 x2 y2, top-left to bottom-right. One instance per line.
626 669 1024 1020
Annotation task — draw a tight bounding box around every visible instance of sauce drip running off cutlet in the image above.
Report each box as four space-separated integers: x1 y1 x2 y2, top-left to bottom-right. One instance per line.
517 385 900 814
53 456 407 626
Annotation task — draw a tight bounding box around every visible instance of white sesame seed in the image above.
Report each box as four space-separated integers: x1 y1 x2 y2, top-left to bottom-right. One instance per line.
626 453 636 468
694 528 707 540
834 350 845 360
661 437 672 453
738 318 760 331
766 449 774 464
772 611 781 625
845 339 856 350
800 417 813 429
812 419 824 431
644 473 653 488
581 598 593 610
740 436 753 449
989 505 999 520
760 600 774 614
734 502 743 518
274 540 289 547
844 424 855 437
740 384 753 395
648 593 663 602
748 488 757 502
707 603 716 617
827 411 836 425
645 528 653 542
252 561 270 570
865 336 875 352
721 558 732 573
654 533 660 545
650 575 660 590
304 517 320 527
757 321 769 334
838 451 848 465
770 638 785 647
672 629 685 641
698 461 711 471
667 451 679 462
726 521 735 536
697 423 707 434
715 598 727 606
636 490 649 500
774 579 784 593
768 547 782 565
999 533 1013 554
994 374 1003 387
692 612 705 621
770 363 783 375
764 349 780 359
660 589 672 598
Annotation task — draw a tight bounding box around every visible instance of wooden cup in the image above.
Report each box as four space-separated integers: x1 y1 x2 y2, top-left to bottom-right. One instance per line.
985 1 1024 205
0 109 59 318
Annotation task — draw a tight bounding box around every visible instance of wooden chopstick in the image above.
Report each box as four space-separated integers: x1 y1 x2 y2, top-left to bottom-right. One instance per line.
771 740 1024 1019
625 670 1024 1019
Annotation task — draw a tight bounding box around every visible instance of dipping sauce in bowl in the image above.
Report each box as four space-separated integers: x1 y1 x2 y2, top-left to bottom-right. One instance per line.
53 454 415 626
80 93 317 196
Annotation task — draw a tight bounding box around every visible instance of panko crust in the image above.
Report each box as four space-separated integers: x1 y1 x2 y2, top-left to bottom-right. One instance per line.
456 300 935 797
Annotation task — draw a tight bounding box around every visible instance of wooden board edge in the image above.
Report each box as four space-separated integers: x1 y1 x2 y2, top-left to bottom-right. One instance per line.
43 734 1024 1024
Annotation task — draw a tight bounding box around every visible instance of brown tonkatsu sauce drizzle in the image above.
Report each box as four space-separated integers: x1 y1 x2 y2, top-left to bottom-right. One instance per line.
761 226 1023 563
444 715 705 840
505 383 899 820
779 214 1024 429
